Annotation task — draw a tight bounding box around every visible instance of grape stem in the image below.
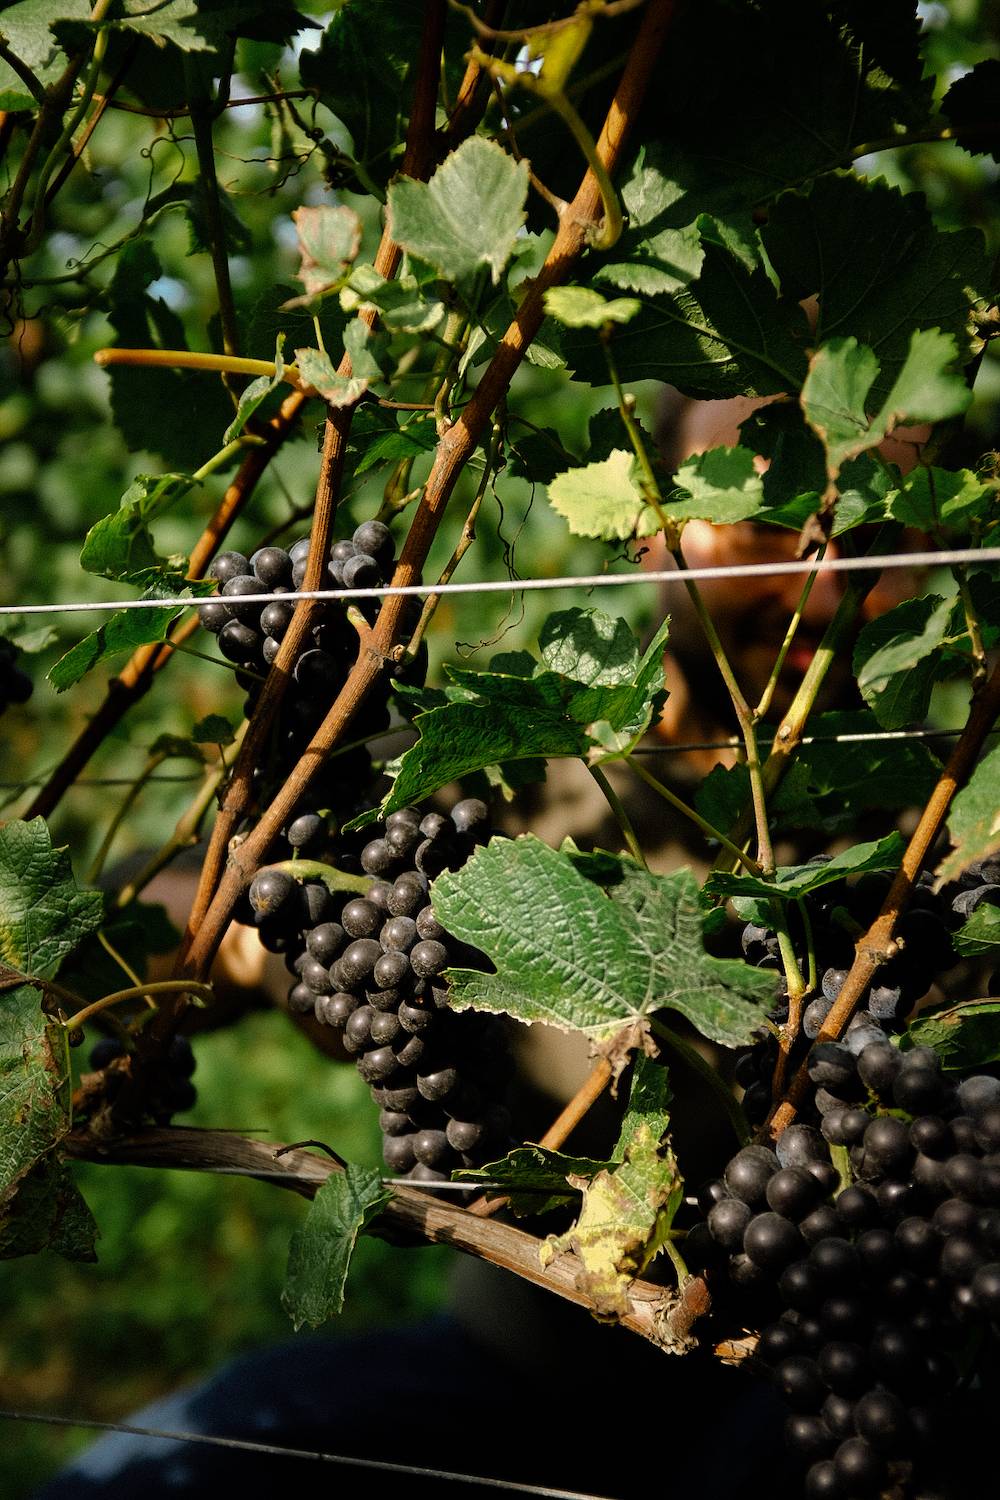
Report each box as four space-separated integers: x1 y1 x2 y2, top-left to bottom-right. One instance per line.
60 980 215 1033
588 764 648 868
625 754 762 875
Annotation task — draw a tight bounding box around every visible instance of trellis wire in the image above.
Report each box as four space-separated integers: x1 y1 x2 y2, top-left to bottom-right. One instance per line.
0 1409 614 1499
2 545 998 617
0 727 989 793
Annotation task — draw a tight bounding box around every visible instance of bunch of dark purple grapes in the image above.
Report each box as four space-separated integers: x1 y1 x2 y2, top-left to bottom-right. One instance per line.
0 637 33 716
200 521 420 830
245 798 512 1182
736 869 956 1125
87 1034 197 1124
690 1037 1000 1497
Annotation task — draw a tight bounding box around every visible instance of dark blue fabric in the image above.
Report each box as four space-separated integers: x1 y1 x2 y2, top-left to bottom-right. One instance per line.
35 1314 794 1499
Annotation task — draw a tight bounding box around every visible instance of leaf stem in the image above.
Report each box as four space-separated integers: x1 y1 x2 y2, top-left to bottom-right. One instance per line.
625 753 763 876
753 546 825 721
84 750 168 887
62 980 214 1033
93 347 303 388
953 565 988 690
588 763 648 867
669 543 775 875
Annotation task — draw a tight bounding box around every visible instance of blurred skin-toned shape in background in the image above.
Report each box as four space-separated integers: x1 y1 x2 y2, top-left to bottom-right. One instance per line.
648 393 932 767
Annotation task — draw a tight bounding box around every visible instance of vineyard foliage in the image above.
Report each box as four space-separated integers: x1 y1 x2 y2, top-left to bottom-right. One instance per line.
1 0 1000 1489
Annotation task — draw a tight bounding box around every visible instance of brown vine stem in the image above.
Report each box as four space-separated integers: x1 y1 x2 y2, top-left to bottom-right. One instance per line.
24 389 305 823
180 0 678 986
179 2 449 952
768 654 1000 1138
65 1125 697 1352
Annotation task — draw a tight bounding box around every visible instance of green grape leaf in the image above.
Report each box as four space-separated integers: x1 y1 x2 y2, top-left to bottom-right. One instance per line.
801 332 971 479
356 615 669 823
47 582 205 693
456 1145 608 1218
506 426 571 487
294 347 368 407
887 467 1000 535
852 595 953 729
543 287 641 329
388 137 529 287
585 408 657 466
432 838 776 1047
79 472 194 580
666 445 765 523
104 240 232 470
705 832 905 903
0 1160 96 1262
761 711 942 833
299 0 423 189
55 0 221 53
902 1000 1000 1071
0 989 72 1214
288 205 362 303
0 819 103 980
340 265 445 334
942 59 1000 164
352 416 437 475
224 337 285 442
539 1056 682 1320
594 144 705 296
763 174 990 400
952 904 1000 959
563 243 810 398
937 745 1000 885
547 451 660 541
537 608 642 686
0 0 79 105
282 1164 390 1330
191 714 235 746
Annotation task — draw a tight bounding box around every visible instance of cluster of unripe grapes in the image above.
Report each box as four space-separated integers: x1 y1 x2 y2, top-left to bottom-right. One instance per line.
0 637 33 716
244 799 512 1181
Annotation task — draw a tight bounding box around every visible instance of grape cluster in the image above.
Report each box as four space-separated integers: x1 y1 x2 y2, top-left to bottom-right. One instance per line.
88 1034 198 1124
0 637 33 715
691 1038 1000 1496
201 522 421 830
246 798 512 1181
736 869 956 1124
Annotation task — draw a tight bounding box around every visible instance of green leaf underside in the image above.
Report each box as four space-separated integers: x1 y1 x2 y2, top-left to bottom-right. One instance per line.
903 1001 1000 1071
281 1164 389 1330
387 136 529 286
547 451 660 541
291 205 362 300
0 820 103 979
952 905 1000 959
543 287 641 329
540 1055 682 1319
801 332 970 478
294 347 368 406
0 1159 97 1262
224 337 285 442
431 837 776 1047
356 612 670 823
888 467 1000 534
594 143 705 297
938 745 1000 884
706 832 906 903
852 595 954 729
667 445 765 523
